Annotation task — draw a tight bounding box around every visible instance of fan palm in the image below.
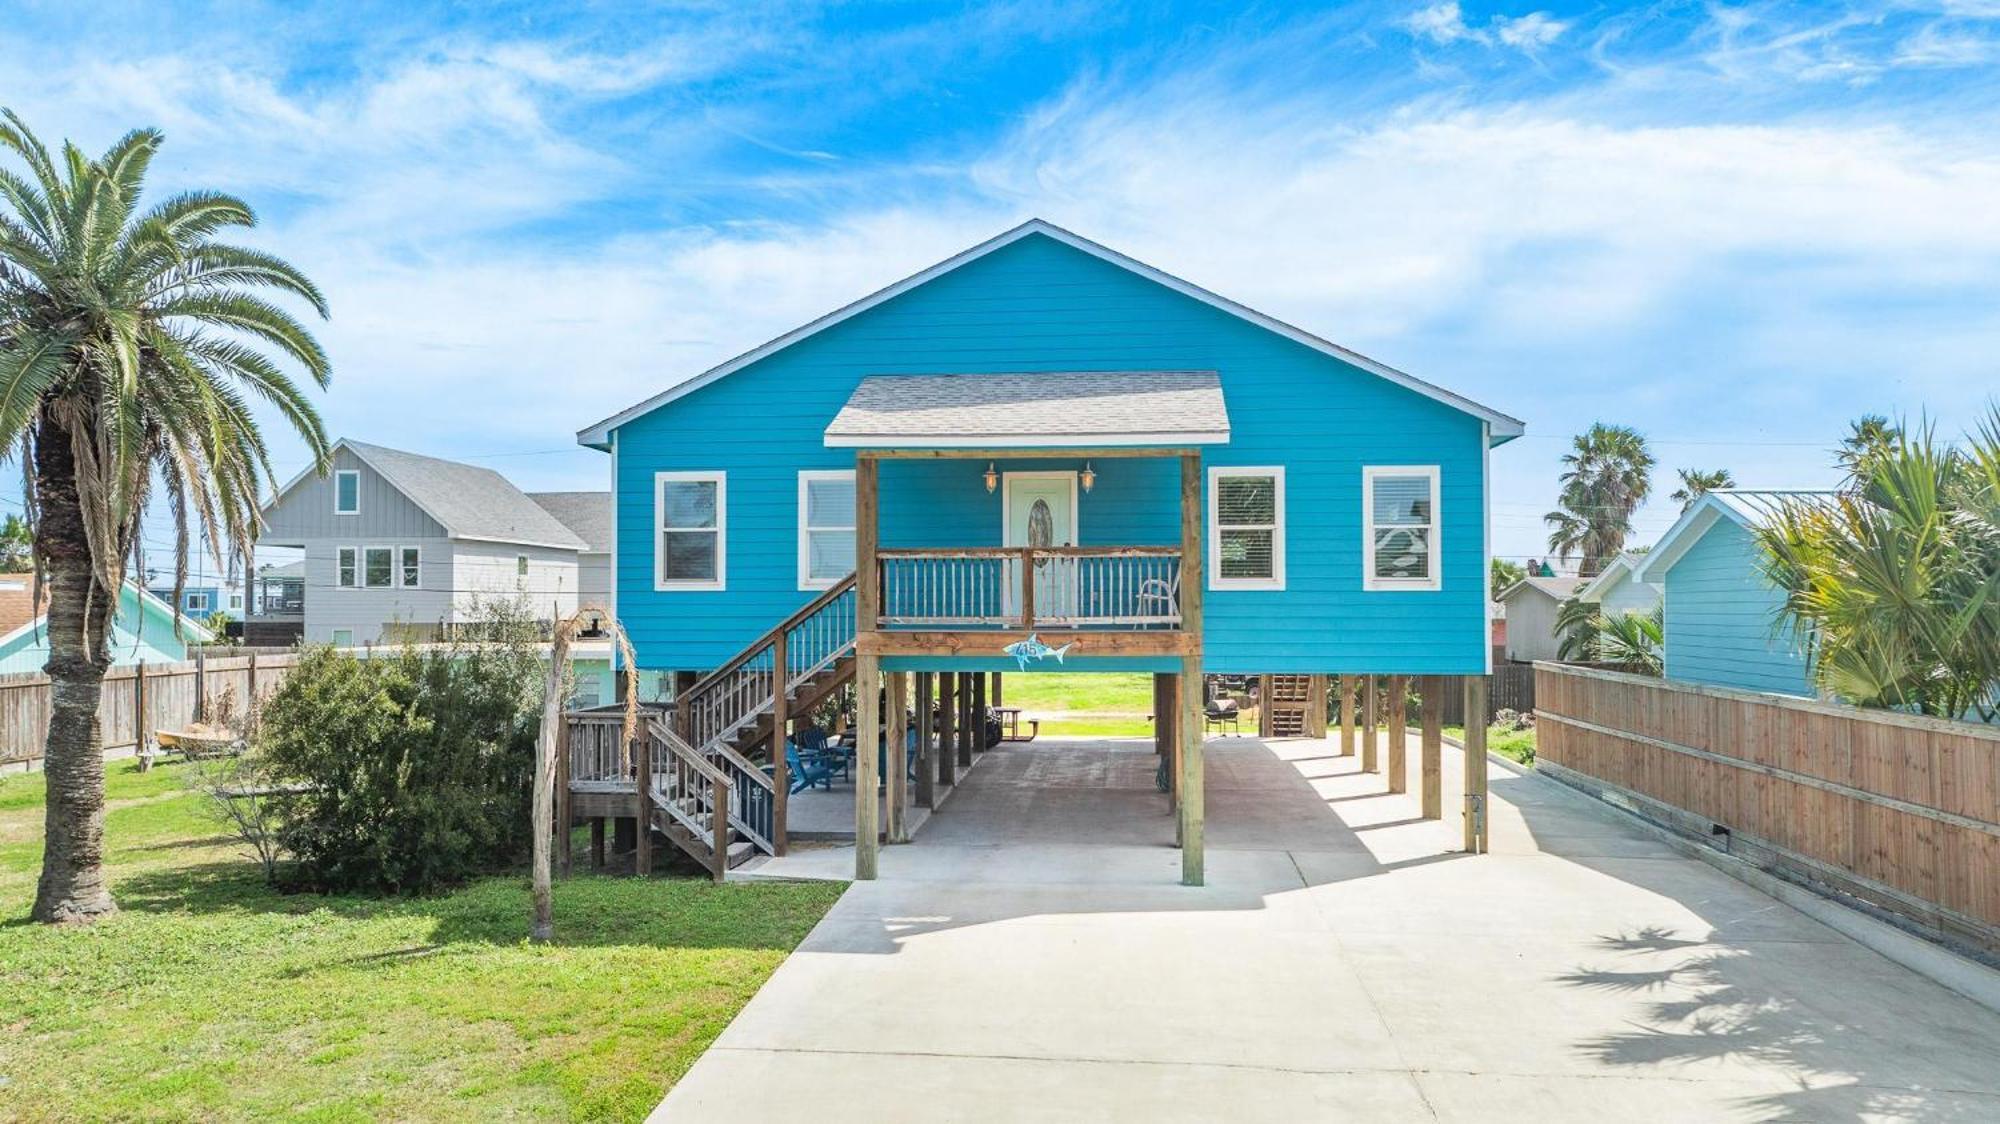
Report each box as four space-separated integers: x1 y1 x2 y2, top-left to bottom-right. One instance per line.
0 111 330 922
1670 467 1733 511
1545 423 1655 576
1758 416 1999 720
1594 607 1664 676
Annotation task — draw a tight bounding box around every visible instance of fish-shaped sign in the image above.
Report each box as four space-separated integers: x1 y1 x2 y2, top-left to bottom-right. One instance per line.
1003 633 1073 670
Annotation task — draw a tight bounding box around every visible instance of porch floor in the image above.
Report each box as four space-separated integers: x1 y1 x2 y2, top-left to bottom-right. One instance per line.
663 734 2000 1121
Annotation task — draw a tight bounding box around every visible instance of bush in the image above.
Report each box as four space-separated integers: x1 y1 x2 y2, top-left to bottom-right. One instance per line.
255 608 545 894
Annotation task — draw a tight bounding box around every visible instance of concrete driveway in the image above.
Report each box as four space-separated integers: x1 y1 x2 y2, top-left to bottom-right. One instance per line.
656 735 2000 1122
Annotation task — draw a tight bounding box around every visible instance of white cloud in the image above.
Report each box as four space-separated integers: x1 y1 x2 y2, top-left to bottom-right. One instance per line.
1405 2 1479 45
1403 4 1568 52
1495 12 1569 50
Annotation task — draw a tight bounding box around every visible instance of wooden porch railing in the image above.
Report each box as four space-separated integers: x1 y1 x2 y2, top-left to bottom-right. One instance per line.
876 546 1182 630
679 573 858 757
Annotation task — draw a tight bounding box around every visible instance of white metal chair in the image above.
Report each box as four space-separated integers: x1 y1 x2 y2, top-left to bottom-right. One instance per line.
1136 572 1180 627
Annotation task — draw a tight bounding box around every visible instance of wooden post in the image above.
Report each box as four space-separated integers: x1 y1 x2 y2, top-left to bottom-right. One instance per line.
1463 675 1489 854
856 454 880 634
1307 674 1328 739
710 776 731 883
956 672 973 767
589 817 606 870
1339 675 1356 757
915 671 936 808
938 673 957 786
245 650 259 737
854 654 881 879
193 651 207 723
556 712 573 876
1361 673 1378 773
1257 674 1273 739
990 672 1002 708
771 628 790 855
1420 676 1443 820
1179 657 1204 885
1386 675 1409 795
971 670 986 753
887 671 909 843
632 735 652 876
1178 452 1204 887
133 660 148 758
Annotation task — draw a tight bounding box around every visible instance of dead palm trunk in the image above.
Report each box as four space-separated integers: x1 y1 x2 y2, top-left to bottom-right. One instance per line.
31 415 119 923
531 606 635 942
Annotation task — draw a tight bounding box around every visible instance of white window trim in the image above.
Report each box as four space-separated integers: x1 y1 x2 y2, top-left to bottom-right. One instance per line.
797 469 857 591
333 469 360 515
330 628 354 648
398 545 421 589
655 471 727 592
361 544 395 590
186 591 211 613
1207 466 1286 591
336 546 358 588
1363 465 1442 592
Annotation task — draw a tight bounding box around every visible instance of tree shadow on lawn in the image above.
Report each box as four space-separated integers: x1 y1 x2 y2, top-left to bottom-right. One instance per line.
106 856 840 959
1558 926 2000 1123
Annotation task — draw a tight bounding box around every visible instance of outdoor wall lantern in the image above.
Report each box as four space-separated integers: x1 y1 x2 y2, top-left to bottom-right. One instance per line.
984 462 998 493
1080 460 1096 493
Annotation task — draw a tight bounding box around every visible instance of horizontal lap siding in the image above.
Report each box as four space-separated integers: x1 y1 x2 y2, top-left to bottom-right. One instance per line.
1662 519 1813 696
614 234 1489 674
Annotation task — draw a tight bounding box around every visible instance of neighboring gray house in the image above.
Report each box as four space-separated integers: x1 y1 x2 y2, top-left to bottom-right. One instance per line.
1495 574 1586 663
528 491 613 633
1573 551 1661 619
252 440 589 646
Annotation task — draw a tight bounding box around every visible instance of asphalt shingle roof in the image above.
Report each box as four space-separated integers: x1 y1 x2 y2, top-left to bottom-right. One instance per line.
343 441 586 549
528 491 613 553
824 370 1229 446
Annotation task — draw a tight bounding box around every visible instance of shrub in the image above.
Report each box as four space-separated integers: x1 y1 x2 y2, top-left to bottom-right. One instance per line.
255 607 545 894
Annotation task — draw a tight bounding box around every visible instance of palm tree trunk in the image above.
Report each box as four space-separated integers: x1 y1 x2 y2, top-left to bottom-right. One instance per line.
31 415 118 923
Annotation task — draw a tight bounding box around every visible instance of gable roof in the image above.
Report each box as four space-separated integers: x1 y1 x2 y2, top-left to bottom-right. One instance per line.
265 440 586 551
1498 574 1586 604
824 370 1229 448
528 491 613 552
1632 489 1842 585
576 219 1524 450
0 580 213 654
1575 551 1657 603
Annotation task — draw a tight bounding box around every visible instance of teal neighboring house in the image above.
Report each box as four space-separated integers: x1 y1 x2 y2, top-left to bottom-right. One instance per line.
0 578 214 674
1632 490 1834 698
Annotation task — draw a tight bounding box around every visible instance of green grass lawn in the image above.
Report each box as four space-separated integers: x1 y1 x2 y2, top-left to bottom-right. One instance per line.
1446 724 1537 766
0 760 843 1122
997 672 1177 737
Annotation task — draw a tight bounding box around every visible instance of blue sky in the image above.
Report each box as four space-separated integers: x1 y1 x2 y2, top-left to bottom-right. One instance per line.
6 0 2000 578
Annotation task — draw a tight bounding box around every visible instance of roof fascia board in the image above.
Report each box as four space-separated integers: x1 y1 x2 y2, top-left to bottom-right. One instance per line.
824 430 1231 449
1632 499 1739 584
577 218 1524 449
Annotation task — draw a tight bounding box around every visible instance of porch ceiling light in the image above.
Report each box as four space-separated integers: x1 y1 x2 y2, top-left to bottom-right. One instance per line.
984 462 998 493
1080 460 1096 493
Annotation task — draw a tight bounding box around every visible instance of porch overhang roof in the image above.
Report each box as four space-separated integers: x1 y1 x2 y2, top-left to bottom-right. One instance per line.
823 370 1230 449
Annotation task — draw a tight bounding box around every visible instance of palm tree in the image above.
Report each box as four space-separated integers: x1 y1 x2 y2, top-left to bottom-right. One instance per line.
1594 607 1664 675
1759 414 1999 720
0 112 330 922
0 513 30 571
1837 413 1902 486
1545 423 1655 576
1670 467 1733 511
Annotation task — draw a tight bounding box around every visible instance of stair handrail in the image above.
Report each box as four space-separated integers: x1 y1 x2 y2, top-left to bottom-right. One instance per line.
678 572 857 753
645 717 735 881
682 572 857 704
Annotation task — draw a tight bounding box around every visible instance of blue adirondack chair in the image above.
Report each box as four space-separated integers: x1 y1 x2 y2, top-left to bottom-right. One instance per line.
785 727 841 795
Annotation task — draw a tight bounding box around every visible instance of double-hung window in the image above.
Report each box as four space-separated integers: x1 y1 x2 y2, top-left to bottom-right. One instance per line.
334 470 360 515
798 470 856 590
399 547 420 588
1208 467 1286 590
656 472 725 590
362 546 394 589
337 547 358 588
1364 466 1440 590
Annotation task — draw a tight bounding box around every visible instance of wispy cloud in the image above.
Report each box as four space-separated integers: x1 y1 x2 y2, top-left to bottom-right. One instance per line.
1403 3 1569 52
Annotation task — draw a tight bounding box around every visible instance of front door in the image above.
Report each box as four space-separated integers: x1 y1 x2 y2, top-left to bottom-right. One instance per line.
1003 473 1078 623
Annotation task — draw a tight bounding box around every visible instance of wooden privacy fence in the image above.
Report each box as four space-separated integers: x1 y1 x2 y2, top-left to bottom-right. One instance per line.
1440 663 1534 726
0 652 301 766
1535 662 2000 953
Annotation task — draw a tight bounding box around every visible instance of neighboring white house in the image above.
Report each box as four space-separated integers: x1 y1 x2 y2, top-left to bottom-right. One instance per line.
1573 551 1661 619
1495 574 1587 663
252 440 599 646
527 491 612 632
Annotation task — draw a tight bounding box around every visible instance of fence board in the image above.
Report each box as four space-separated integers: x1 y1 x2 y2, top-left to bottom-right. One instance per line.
0 653 303 766
1536 662 2000 954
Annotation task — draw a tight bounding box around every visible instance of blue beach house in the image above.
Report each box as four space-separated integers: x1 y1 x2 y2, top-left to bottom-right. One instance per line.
575 220 1522 882
1632 489 1833 698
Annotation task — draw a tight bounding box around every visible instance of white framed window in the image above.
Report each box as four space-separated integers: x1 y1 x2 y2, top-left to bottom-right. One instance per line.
1208 466 1286 590
399 546 420 588
1364 466 1441 591
334 469 360 515
228 593 243 611
655 471 725 591
516 554 529 581
186 591 211 613
330 628 353 648
336 546 358 588
797 470 856 590
362 546 394 589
